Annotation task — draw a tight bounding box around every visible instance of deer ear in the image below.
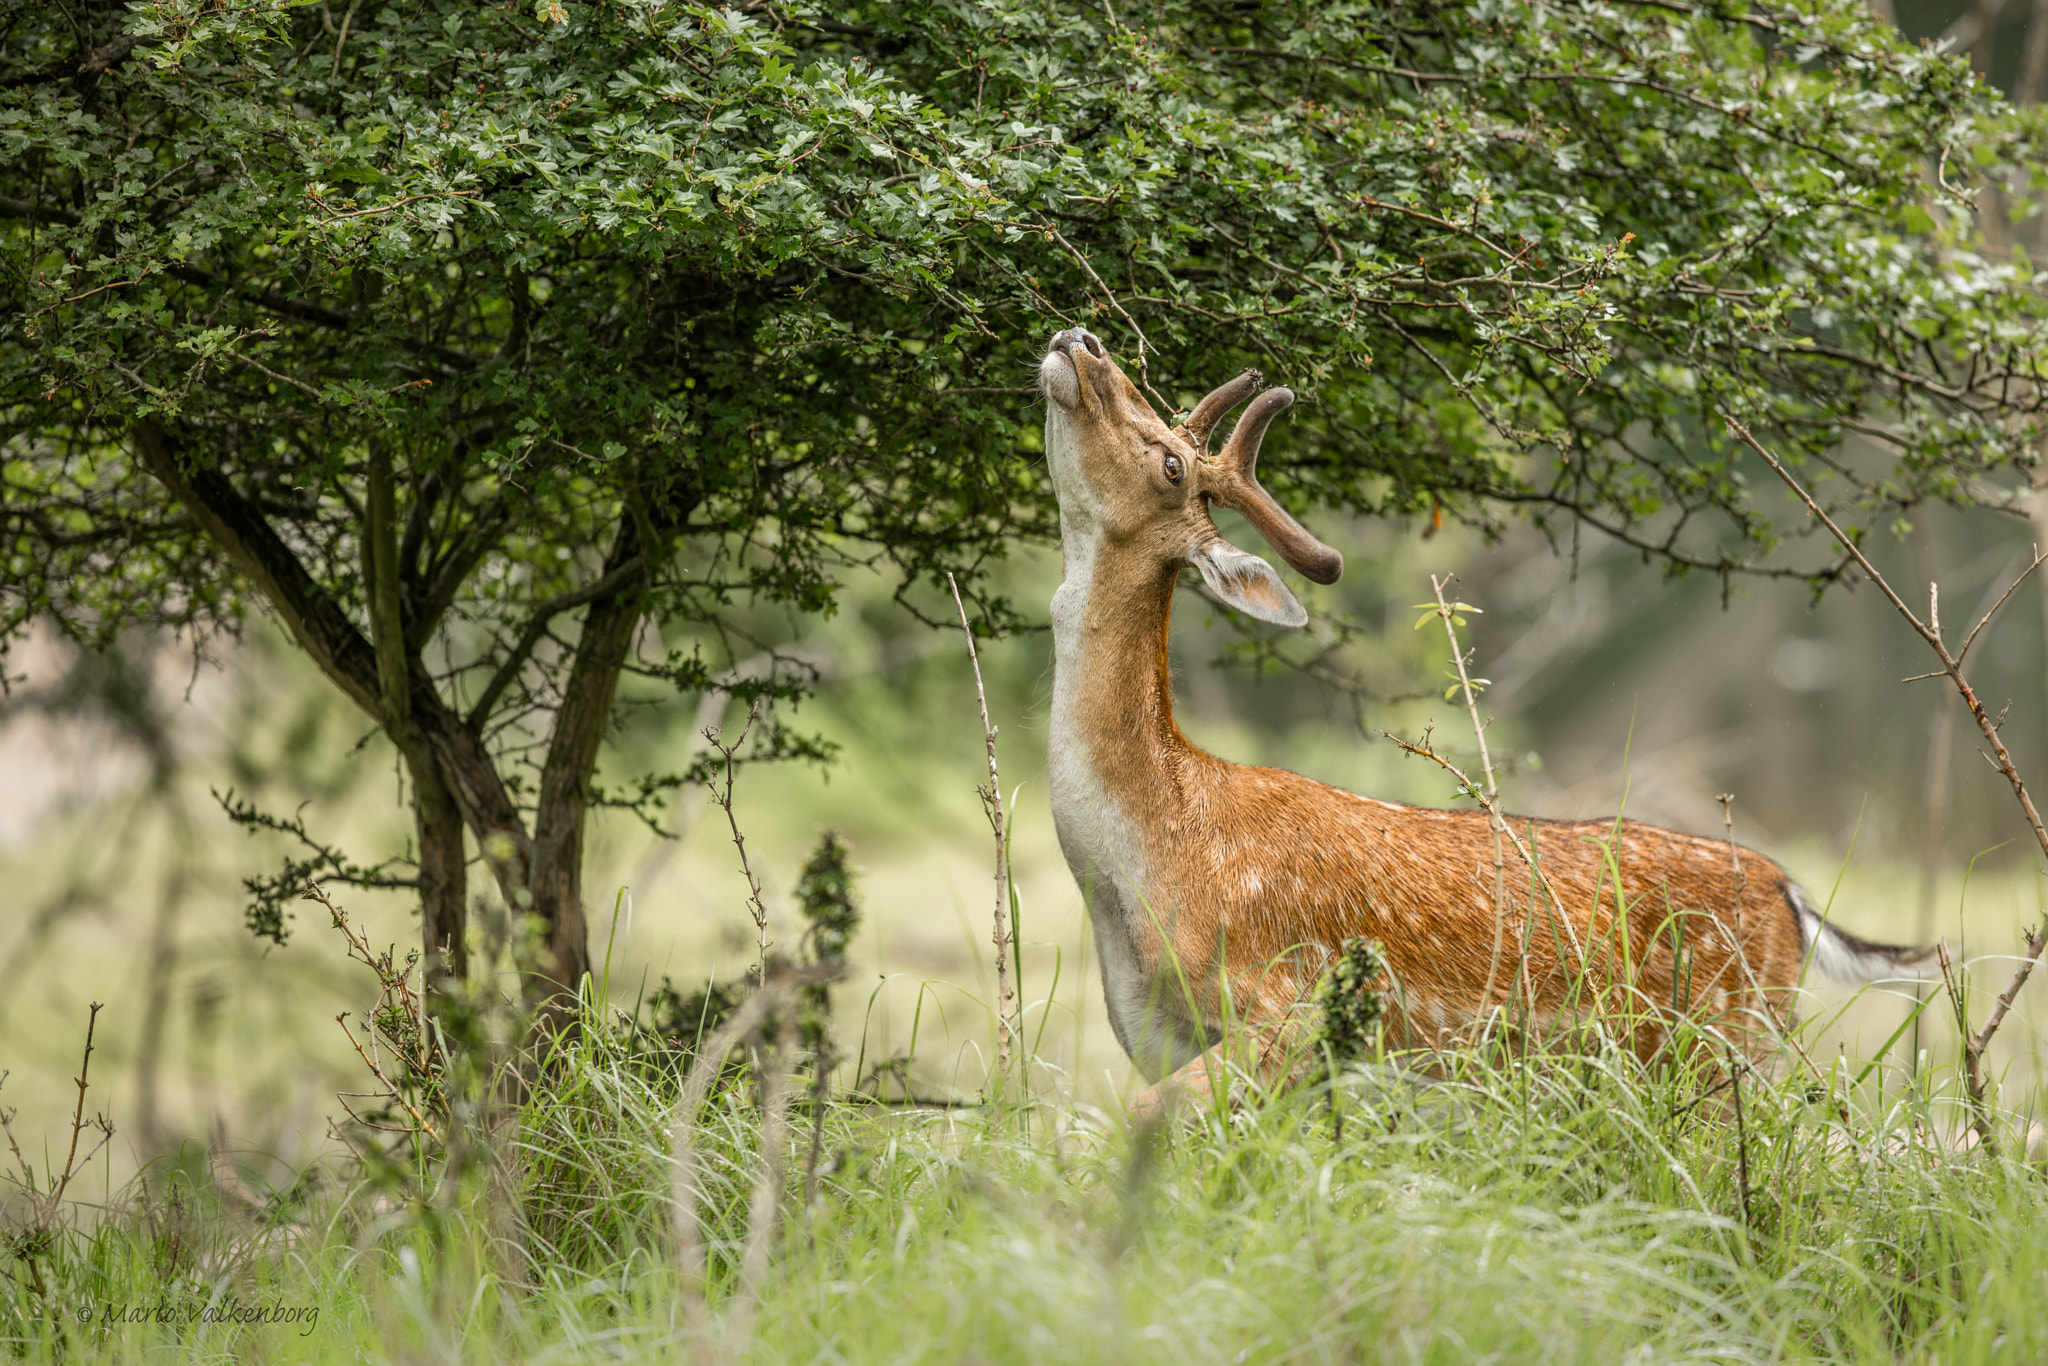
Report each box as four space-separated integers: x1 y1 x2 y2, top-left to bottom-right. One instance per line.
1191 539 1307 628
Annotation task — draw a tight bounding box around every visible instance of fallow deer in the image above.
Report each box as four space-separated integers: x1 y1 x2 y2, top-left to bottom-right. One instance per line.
1036 326 1925 1116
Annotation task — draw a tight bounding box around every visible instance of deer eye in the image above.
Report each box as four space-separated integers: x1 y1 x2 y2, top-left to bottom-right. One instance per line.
1162 452 1184 484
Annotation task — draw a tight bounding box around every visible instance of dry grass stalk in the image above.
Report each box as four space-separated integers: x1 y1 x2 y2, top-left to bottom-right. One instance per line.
730 1013 800 1342
669 970 834 1335
670 985 782 1333
1716 795 1747 902
947 571 1016 1081
1732 418 2048 1156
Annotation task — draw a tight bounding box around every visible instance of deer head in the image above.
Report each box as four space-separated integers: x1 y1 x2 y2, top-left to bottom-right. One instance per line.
1037 327 1342 627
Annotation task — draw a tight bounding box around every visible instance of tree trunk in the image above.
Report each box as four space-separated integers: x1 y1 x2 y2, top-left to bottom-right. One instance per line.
528 518 649 1011
414 762 468 982
133 422 516 976
134 420 665 1014
366 439 470 983
2021 0 2048 106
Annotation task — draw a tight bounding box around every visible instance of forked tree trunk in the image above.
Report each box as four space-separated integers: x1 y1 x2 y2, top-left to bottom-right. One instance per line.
134 420 643 1012
367 439 470 985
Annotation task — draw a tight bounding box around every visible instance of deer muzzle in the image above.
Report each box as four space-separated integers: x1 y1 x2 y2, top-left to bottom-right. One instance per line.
1039 328 1104 410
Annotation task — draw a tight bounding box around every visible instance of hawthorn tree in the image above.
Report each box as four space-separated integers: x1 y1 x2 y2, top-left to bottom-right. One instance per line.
4 0 2043 1005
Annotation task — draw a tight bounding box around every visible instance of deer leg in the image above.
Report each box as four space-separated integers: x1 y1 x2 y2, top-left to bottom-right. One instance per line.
1129 1020 1304 1124
1130 1044 1234 1124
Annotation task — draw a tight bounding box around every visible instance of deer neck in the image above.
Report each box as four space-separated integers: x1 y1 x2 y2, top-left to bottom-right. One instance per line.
1048 506 1211 1068
1048 504 1194 880
1052 539 1187 780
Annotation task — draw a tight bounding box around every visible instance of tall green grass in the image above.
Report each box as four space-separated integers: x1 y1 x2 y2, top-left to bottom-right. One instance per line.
5 976 2044 1366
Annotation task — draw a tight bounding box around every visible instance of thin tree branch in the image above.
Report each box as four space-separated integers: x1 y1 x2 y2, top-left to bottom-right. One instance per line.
464 556 645 728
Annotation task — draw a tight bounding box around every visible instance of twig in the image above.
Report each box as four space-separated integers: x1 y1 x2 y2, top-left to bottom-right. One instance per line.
306 189 481 221
1730 418 2048 1143
1716 794 1747 898
0 1003 115 1313
1717 793 1748 960
334 1013 439 1141
330 0 364 78
305 879 447 1146
1035 225 1175 413
1383 728 1586 967
1428 576 1498 802
1955 545 2048 666
233 351 325 400
48 1002 106 1213
948 572 1016 1082
703 705 770 984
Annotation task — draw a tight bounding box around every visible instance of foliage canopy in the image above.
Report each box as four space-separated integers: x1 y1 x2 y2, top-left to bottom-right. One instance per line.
4 0 2042 992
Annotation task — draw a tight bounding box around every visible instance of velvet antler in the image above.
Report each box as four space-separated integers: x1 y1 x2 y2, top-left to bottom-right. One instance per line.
1199 385 1343 585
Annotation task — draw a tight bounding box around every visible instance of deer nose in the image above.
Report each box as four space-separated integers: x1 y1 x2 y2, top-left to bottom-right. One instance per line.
1052 328 1104 360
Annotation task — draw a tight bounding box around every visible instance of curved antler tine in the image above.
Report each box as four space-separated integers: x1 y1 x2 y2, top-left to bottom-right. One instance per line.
1181 369 1262 452
1215 387 1295 474
1207 386 1345 585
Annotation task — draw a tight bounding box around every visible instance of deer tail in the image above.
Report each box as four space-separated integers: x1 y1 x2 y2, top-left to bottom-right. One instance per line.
1787 881 1933 983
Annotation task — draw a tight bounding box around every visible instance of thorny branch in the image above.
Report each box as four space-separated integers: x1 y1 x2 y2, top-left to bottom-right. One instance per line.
304 879 446 1145
949 572 1016 1082
0 1002 113 1308
49 1002 108 1215
703 705 771 984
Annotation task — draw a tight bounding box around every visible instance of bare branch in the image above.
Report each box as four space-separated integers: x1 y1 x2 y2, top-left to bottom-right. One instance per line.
1956 544 2048 667
703 705 771 983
